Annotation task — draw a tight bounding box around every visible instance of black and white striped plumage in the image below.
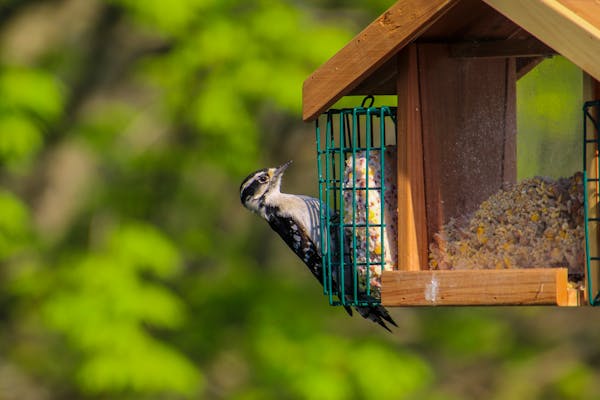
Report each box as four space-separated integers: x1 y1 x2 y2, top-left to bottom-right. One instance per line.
240 161 397 331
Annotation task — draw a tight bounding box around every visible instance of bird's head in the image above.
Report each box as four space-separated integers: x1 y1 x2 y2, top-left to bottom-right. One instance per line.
240 160 292 216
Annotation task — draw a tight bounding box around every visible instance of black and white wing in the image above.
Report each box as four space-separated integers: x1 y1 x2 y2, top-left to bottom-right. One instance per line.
266 212 324 285
265 198 395 330
266 202 353 316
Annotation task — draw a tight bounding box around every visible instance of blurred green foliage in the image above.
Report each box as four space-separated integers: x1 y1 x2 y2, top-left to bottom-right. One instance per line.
0 67 63 170
0 189 30 258
42 223 197 394
0 1 599 400
517 56 582 179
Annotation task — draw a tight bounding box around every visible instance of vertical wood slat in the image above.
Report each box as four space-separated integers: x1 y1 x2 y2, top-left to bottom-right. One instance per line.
396 44 427 271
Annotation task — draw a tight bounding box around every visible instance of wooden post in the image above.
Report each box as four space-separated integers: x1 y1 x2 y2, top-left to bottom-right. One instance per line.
397 44 427 271
584 73 600 304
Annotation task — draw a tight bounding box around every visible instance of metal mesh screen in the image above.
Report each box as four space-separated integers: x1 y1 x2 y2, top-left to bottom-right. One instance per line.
316 100 397 306
584 100 600 306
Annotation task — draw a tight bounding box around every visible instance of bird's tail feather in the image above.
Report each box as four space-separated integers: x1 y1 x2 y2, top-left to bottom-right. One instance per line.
343 305 353 317
355 304 397 332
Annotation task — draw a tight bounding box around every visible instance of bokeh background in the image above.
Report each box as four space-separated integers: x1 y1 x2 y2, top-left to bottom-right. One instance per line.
0 1 599 399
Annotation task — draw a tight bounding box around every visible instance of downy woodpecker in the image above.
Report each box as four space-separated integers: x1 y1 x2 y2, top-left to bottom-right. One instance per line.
240 161 397 331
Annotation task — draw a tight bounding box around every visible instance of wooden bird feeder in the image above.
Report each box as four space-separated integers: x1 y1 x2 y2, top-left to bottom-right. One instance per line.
303 0 600 307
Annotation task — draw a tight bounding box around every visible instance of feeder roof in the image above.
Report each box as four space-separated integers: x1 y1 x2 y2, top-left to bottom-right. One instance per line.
302 0 600 121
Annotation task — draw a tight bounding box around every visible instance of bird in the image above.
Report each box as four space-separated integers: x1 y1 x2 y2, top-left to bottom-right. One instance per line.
240 160 397 331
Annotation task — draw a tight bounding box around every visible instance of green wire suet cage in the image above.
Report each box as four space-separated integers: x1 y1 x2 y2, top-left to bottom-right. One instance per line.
583 100 600 306
316 97 397 307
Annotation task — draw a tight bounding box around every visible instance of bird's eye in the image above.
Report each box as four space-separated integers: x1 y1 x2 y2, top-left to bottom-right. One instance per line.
258 175 268 183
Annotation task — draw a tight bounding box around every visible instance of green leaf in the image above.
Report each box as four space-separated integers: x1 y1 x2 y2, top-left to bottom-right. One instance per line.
78 329 202 395
0 67 64 120
254 327 431 400
42 222 195 396
109 0 214 35
107 222 181 277
0 190 31 259
0 114 43 168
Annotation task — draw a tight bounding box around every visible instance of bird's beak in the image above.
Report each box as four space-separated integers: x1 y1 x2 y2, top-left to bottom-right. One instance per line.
273 160 292 179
